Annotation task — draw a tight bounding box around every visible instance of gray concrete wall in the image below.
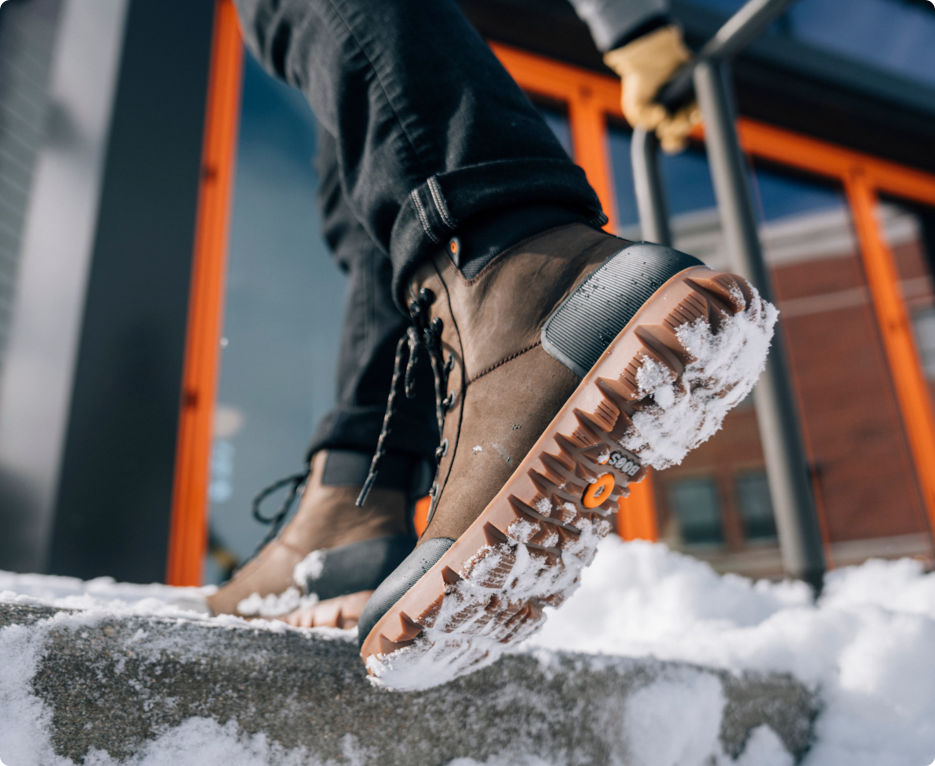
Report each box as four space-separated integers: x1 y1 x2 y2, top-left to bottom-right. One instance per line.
0 603 818 765
0 0 129 574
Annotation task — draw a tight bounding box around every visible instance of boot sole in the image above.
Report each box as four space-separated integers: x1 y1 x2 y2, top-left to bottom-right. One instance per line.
360 265 777 690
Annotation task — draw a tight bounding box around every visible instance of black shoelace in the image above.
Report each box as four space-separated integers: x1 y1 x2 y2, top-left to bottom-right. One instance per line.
356 287 454 508
247 458 311 560
243 288 452 563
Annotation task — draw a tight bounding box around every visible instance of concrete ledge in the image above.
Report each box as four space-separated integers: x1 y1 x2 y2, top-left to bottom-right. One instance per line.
0 603 818 764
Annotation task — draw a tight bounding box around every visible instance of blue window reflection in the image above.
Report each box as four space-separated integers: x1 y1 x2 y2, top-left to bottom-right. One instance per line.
683 0 935 89
750 166 841 222
608 126 719 233
607 127 641 231
206 53 346 582
608 123 842 238
538 105 574 159
787 0 935 87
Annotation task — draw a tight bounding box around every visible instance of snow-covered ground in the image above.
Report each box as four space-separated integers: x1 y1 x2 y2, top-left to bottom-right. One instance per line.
2 539 934 765
527 538 935 766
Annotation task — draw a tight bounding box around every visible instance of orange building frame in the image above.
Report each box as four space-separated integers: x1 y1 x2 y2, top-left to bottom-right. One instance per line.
165 19 935 584
166 0 243 586
491 43 935 554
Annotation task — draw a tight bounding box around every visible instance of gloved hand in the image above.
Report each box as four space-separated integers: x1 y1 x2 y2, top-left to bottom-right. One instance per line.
603 25 701 154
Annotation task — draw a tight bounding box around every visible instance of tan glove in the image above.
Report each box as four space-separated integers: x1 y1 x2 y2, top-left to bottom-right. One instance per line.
603 25 701 154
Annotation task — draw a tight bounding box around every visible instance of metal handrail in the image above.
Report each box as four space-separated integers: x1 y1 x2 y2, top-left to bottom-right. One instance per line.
655 0 796 112
631 0 827 592
631 130 671 247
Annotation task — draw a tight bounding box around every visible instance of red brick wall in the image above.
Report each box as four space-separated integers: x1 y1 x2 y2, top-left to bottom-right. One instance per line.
653 236 934 573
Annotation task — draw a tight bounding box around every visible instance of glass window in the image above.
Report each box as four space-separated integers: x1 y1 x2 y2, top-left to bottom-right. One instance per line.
537 103 573 159
607 125 720 246
751 164 930 557
735 472 777 541
785 0 935 88
876 198 935 394
204 53 347 584
912 307 935 380
608 126 933 572
667 477 724 546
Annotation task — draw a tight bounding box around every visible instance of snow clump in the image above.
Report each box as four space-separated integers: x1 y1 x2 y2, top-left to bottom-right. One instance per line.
621 284 777 469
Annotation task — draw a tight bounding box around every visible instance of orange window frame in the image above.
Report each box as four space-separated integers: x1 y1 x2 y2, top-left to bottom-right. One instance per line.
491 42 935 550
166 27 935 584
166 0 243 586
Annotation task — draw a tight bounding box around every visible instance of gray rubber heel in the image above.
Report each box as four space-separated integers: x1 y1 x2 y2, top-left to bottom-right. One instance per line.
357 538 454 649
303 533 418 601
542 242 703 377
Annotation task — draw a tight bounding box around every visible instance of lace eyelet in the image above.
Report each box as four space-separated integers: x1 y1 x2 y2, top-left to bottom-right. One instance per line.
426 483 440 525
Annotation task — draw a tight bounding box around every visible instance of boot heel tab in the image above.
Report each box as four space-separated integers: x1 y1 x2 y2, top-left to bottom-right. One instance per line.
542 242 705 377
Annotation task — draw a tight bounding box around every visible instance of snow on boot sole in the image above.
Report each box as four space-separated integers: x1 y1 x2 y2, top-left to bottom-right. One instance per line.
360 263 777 691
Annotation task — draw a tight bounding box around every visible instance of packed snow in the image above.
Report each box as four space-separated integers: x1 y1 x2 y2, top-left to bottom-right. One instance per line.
2 539 935 765
527 538 935 766
621 281 777 469
235 586 320 617
365 514 611 691
293 550 326 585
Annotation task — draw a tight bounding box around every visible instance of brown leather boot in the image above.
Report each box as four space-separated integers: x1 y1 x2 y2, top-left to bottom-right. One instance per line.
357 223 777 689
206 450 417 618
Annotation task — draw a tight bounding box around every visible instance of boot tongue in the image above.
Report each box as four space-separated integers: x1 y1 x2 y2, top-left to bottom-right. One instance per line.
446 203 586 280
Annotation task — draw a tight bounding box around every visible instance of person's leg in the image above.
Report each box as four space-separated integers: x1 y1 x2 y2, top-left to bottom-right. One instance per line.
307 128 439 461
234 0 777 684
234 0 606 309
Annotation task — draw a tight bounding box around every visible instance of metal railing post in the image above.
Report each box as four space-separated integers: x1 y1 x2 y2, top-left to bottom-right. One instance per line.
631 128 672 246
693 60 825 591
629 0 826 591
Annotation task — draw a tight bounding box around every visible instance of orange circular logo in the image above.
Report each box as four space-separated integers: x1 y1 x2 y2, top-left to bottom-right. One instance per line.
582 473 615 509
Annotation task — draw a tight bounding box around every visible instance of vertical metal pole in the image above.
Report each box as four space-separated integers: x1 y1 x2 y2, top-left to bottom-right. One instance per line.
631 128 672 246
693 60 826 591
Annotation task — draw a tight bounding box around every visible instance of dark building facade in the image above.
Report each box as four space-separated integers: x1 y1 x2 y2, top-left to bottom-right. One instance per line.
0 0 933 585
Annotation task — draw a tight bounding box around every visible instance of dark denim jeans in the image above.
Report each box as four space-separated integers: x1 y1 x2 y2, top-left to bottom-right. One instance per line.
234 0 605 461
308 131 441 460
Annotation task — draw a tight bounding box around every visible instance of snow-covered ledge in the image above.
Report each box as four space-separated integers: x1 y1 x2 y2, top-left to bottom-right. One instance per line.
0 601 816 765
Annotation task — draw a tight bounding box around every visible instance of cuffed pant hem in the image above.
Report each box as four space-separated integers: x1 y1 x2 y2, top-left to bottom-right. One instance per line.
307 406 440 463
389 157 607 310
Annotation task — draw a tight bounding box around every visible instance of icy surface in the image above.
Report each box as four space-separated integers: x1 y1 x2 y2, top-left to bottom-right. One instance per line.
0 571 216 619
0 569 347 634
0 572 357 765
622 285 778 469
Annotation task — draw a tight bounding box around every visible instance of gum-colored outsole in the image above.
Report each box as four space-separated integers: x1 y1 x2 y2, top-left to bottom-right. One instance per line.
360 265 773 690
